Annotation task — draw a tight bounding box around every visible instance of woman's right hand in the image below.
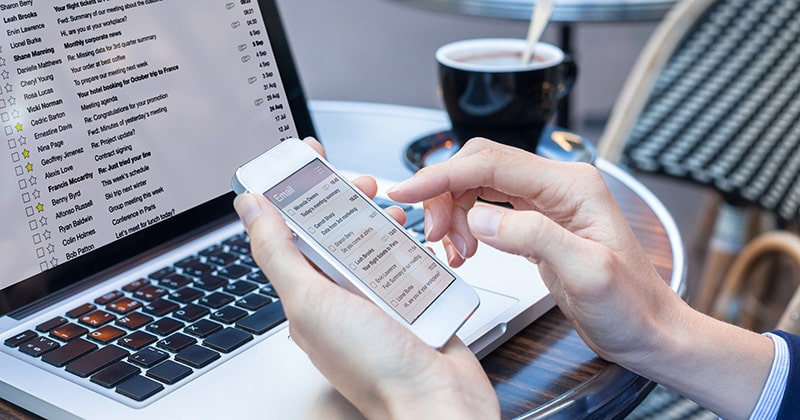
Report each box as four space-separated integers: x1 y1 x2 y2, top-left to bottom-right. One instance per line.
387 138 773 419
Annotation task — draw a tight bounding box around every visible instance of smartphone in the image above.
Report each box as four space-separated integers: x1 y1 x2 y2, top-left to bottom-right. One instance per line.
231 138 480 348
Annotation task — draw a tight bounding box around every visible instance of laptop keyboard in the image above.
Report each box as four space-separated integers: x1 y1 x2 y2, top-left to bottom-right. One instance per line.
3 198 425 404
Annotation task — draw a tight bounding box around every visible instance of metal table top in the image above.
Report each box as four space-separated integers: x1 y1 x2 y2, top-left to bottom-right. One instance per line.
386 0 678 22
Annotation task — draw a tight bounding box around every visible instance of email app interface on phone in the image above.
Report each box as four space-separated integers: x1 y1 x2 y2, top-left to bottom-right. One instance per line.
265 160 455 323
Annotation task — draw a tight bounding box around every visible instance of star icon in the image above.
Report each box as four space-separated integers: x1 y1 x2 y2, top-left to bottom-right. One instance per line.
0 70 7 80
15 122 22 132
11 109 19 119
40 215 47 226
8 96 16 106
22 149 29 158
18 135 25 145
47 243 55 254
36 203 43 212
4 83 11 94
50 257 58 267
25 162 33 172
43 229 51 240
32 189 40 199
0 57 5 67
28 174 36 185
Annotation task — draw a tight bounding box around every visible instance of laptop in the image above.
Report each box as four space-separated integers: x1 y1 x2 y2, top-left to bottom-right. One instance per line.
0 0 554 418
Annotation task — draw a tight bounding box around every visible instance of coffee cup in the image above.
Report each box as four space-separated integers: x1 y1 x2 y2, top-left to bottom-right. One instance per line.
436 38 577 153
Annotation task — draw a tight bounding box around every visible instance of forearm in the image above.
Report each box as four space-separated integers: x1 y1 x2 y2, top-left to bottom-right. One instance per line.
625 299 774 419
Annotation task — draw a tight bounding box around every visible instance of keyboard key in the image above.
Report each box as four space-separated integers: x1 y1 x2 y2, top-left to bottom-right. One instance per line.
91 361 140 388
122 278 150 292
42 338 98 367
207 251 238 266
118 331 158 350
236 303 286 335
210 306 247 324
116 312 154 330
65 345 129 377
236 293 271 311
145 318 185 336
168 287 204 304
173 303 210 322
116 375 164 401
35 316 68 333
246 271 268 284
142 299 179 316
184 319 222 338
147 360 194 385
134 285 168 302
224 236 250 255
108 297 143 315
106 297 142 315
224 280 258 296
148 267 175 281
79 310 116 328
66 303 97 319
216 264 251 280
87 325 127 344
160 274 192 290
157 333 196 352
199 292 234 309
182 261 214 278
193 274 227 291
203 328 253 353
175 344 220 368
175 255 201 269
94 290 124 305
147 360 193 385
19 336 60 357
129 347 170 368
199 244 223 258
4 330 38 348
50 323 89 342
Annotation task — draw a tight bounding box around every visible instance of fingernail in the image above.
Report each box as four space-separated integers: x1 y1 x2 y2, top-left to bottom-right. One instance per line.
386 178 410 195
446 243 459 266
423 209 433 239
468 207 502 237
449 234 467 259
234 194 261 228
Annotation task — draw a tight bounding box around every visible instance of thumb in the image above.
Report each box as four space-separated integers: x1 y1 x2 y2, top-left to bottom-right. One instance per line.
466 205 593 268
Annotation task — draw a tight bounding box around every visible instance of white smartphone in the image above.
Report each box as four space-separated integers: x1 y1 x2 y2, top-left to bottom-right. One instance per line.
231 138 480 348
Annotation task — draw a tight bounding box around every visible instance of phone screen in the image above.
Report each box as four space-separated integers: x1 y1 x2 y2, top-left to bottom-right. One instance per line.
265 159 455 323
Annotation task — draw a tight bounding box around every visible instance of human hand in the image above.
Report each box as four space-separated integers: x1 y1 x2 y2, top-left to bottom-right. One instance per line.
386 138 680 364
387 138 775 418
233 138 498 419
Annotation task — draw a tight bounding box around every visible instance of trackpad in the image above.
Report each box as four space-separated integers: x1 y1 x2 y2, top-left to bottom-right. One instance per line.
456 287 517 345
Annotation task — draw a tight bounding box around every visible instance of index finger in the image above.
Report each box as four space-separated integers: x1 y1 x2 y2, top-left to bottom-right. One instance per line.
387 138 581 207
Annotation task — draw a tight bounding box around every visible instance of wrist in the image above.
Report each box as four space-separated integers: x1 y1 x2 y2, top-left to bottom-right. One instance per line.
622 299 774 419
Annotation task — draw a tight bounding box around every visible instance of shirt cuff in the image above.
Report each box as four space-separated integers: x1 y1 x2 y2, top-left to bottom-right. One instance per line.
748 332 789 420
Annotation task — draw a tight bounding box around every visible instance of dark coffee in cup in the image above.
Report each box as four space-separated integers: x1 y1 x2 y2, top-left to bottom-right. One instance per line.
436 39 576 152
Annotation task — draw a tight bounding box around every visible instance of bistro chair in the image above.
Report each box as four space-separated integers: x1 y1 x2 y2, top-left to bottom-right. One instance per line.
598 0 800 315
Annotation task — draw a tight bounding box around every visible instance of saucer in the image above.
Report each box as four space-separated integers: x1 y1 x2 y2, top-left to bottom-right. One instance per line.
403 126 597 171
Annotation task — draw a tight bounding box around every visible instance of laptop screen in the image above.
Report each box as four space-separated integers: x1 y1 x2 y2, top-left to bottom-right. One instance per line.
0 0 315 315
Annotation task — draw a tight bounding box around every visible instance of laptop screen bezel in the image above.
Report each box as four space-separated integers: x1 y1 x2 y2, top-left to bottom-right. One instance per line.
0 0 316 317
